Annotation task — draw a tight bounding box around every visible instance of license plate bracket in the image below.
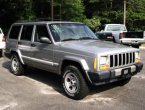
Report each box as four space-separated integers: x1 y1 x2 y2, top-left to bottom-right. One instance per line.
121 68 131 76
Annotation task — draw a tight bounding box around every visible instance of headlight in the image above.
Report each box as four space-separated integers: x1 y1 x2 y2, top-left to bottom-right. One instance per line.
99 56 110 70
135 52 141 63
100 56 108 65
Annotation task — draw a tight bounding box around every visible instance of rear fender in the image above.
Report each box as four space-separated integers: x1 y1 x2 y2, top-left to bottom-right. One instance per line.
10 49 24 64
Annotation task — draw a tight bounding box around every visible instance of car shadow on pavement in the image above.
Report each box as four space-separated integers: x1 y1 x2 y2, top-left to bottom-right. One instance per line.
2 60 63 93
2 60 120 99
25 67 63 93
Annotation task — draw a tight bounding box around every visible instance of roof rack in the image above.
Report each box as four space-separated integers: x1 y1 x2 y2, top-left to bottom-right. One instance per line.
16 18 70 23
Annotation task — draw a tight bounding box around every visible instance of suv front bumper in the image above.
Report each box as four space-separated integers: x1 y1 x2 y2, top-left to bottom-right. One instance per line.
87 63 143 85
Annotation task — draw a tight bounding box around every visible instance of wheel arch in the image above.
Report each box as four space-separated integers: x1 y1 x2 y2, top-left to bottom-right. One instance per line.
10 49 24 64
60 57 91 84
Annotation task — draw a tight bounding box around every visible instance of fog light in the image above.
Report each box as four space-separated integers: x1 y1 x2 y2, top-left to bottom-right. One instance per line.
100 65 110 70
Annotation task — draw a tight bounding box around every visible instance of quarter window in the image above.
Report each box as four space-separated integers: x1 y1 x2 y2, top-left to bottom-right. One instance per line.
20 25 33 41
9 26 21 39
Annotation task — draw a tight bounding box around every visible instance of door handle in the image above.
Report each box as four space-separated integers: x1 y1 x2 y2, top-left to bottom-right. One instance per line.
31 43 36 47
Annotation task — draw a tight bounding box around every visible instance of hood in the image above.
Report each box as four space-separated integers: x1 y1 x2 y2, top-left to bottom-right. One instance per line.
59 40 138 55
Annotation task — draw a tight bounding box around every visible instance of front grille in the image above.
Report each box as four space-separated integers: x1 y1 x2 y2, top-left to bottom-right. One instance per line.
110 52 135 68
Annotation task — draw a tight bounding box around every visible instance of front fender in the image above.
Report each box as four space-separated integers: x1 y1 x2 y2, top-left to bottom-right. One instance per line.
62 56 89 71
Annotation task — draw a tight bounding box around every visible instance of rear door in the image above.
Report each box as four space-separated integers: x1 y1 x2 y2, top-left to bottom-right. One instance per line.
18 25 34 65
6 25 21 51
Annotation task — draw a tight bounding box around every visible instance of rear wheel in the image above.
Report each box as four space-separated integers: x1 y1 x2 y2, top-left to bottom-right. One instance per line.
0 49 3 57
62 65 89 100
113 37 116 43
11 54 25 75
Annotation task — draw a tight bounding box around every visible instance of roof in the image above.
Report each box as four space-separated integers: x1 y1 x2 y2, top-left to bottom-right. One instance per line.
105 24 125 25
13 21 83 25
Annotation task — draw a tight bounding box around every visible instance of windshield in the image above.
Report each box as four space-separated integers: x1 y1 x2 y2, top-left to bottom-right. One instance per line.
106 25 127 31
49 23 98 42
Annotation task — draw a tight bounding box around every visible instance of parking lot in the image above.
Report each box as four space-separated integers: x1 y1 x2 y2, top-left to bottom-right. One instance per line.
0 49 144 110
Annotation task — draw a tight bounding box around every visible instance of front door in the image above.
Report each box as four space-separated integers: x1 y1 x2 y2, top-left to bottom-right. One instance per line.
30 25 55 72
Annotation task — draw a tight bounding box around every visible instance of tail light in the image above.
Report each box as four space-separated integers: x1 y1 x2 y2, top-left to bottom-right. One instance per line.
2 35 6 42
119 33 124 39
112 34 114 38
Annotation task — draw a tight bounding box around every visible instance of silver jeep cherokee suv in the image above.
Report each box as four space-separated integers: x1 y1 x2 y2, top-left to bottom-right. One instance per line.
5 21 143 100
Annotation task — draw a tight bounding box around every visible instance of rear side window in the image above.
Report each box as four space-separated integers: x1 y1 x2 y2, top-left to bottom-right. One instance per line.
9 25 21 39
20 25 33 41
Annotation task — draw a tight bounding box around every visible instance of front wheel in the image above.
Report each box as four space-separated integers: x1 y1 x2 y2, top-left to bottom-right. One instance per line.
11 54 25 75
62 65 89 100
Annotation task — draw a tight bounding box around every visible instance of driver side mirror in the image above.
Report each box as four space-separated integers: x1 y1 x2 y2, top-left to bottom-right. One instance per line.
40 37 52 44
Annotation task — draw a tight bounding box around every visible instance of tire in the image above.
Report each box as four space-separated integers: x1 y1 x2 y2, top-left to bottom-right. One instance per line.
0 49 3 57
62 65 89 100
132 45 140 48
113 37 116 43
115 78 131 86
0 50 2 57
11 54 25 76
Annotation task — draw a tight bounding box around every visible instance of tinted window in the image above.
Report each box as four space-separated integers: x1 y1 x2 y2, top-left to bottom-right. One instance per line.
34 25 50 42
9 25 21 39
21 25 33 41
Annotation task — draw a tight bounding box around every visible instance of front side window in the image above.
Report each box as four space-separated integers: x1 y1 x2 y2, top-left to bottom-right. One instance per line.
34 25 50 42
20 25 33 41
49 23 98 42
9 25 21 39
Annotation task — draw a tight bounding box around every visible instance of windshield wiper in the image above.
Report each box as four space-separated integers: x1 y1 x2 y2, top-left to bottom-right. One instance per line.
62 37 98 41
79 37 98 40
62 38 78 41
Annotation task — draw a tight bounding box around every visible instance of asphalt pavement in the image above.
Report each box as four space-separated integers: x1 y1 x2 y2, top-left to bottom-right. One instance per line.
0 49 145 110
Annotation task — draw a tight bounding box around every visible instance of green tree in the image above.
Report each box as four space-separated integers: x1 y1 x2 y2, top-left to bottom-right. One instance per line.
0 0 35 33
60 0 85 21
127 0 145 30
83 16 100 31
32 0 51 19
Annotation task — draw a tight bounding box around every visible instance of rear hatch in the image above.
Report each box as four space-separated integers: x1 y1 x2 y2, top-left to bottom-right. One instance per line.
123 31 145 39
121 31 145 45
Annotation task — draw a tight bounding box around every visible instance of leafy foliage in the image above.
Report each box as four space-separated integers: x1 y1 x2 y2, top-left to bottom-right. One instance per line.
83 16 100 31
